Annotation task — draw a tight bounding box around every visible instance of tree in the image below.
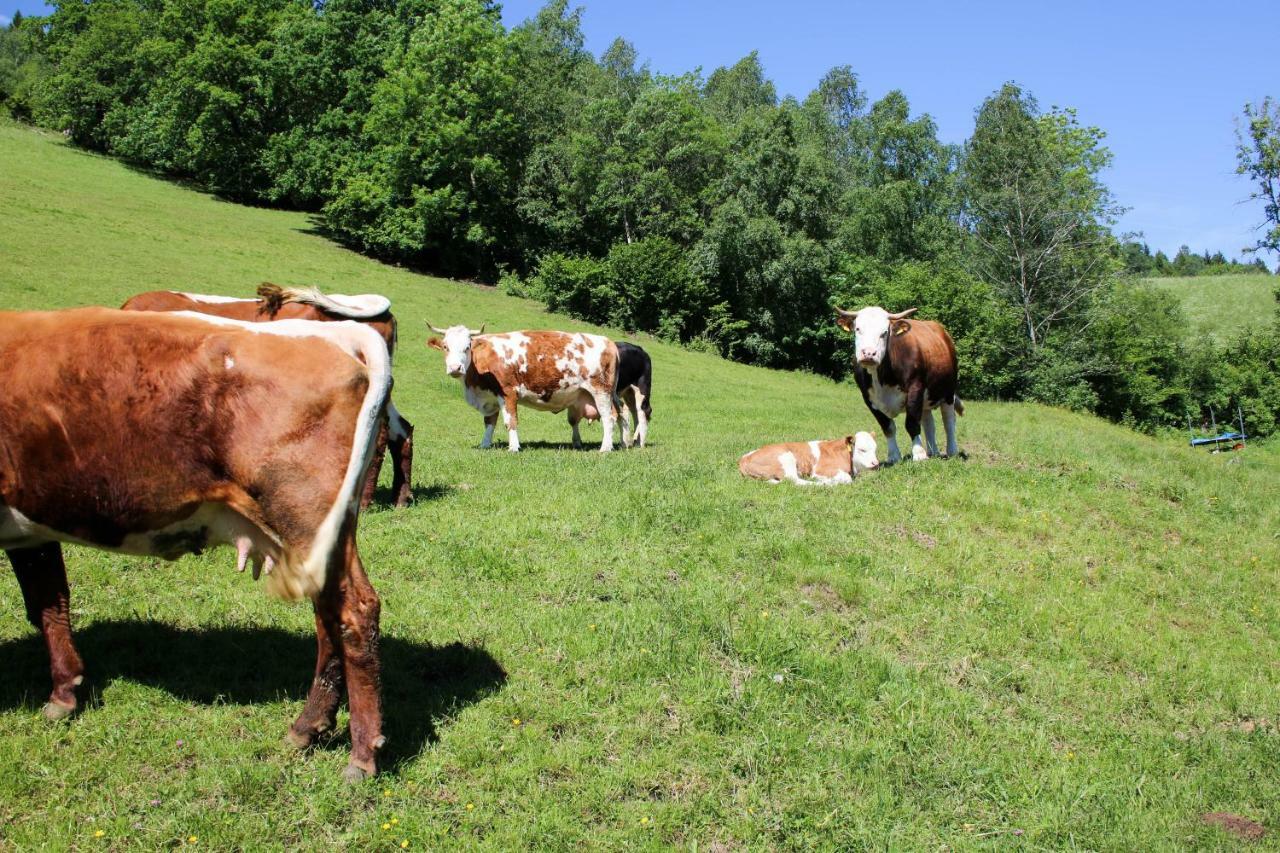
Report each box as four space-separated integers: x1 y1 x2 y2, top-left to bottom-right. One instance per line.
1237 96 1280 258
960 83 1122 350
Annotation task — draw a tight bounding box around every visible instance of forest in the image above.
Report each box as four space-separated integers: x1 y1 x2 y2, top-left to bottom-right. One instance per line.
1 0 1278 436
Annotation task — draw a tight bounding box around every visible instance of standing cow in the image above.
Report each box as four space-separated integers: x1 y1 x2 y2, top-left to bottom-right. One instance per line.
0 308 391 780
427 324 627 452
567 341 653 448
835 306 963 463
121 284 414 508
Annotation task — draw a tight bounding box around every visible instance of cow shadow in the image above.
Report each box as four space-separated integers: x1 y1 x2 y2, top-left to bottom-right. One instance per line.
0 620 506 772
367 483 453 509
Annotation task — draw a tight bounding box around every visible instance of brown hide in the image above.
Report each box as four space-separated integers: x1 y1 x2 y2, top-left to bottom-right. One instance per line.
739 437 853 481
0 307 387 778
121 288 412 507
467 331 619 407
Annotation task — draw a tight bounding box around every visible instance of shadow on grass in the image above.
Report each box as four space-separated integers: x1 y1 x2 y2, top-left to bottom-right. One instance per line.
367 483 453 509
0 620 506 771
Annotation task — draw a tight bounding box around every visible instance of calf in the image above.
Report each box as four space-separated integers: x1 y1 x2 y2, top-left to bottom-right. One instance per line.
835 306 963 463
739 433 880 485
567 341 653 448
427 325 626 452
121 284 414 508
0 308 391 780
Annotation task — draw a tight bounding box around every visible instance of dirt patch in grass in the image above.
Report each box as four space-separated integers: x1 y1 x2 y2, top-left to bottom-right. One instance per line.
800 582 854 614
1201 812 1266 841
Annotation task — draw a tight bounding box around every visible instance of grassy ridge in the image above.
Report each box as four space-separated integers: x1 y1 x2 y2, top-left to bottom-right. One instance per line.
1149 273 1277 342
2 120 1280 848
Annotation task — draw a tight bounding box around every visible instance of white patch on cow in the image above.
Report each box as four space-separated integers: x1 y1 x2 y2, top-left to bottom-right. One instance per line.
224 354 235 370
489 332 530 371
0 505 47 550
386 399 408 442
851 431 879 473
171 312 391 600
868 374 906 418
632 388 648 447
808 440 821 467
911 434 929 462
176 292 257 304
923 410 938 456
778 451 802 485
941 401 959 457
440 326 476 377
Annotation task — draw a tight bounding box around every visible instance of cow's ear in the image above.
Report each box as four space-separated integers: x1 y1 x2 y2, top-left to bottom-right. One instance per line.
426 337 445 351
891 320 911 337
844 434 854 445
835 314 854 333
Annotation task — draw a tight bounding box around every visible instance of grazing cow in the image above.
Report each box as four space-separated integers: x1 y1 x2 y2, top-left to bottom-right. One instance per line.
834 306 963 463
739 433 880 485
567 341 653 448
427 325 626 452
0 308 391 780
120 284 414 508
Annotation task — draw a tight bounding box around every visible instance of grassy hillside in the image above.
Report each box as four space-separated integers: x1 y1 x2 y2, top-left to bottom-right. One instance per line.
3 120 1280 849
1149 273 1277 341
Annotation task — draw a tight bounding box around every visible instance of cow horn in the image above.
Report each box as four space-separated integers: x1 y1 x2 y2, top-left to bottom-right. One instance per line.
887 308 918 321
426 321 448 334
469 324 486 336
834 307 859 321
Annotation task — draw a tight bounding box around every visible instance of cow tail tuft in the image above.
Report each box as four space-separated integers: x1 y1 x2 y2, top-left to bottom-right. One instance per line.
257 282 286 317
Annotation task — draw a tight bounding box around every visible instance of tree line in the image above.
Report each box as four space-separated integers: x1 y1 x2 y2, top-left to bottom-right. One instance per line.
2 0 1279 437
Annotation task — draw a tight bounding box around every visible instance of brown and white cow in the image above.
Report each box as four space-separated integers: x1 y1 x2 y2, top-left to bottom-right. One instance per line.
835 306 963 463
739 433 879 485
427 325 627 452
567 341 653 448
0 308 391 780
121 284 414 508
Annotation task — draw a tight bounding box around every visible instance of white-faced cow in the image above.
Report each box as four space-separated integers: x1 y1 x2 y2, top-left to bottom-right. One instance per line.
739 432 880 485
427 325 627 452
566 341 653 448
0 308 391 781
835 306 963 463
121 284 414 508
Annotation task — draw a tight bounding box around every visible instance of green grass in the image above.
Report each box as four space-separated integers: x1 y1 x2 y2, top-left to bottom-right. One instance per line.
3 119 1280 849
1148 273 1278 342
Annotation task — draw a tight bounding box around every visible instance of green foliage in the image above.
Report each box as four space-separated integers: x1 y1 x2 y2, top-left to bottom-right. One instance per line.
0 13 47 120
1237 96 1280 258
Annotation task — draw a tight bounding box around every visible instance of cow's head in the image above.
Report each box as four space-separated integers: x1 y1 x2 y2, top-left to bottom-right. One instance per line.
848 432 879 473
834 306 917 368
426 322 485 378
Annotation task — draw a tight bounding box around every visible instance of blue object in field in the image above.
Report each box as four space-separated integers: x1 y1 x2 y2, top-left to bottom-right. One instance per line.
1189 432 1245 447
1186 403 1247 450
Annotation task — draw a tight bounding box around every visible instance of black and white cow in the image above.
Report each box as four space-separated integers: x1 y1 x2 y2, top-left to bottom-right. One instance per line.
568 341 652 448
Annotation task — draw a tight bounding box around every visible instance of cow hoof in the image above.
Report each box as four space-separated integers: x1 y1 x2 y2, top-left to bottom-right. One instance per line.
42 700 75 721
911 448 929 462
342 762 373 784
286 728 314 750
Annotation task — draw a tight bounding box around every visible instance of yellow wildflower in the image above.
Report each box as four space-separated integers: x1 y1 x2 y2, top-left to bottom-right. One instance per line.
94 830 105 838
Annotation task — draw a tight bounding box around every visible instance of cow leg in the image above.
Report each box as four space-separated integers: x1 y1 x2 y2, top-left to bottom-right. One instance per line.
868 407 900 464
593 388 616 452
502 396 521 452
630 388 648 448
923 409 939 457
613 391 632 449
387 402 414 508
568 408 584 450
481 409 497 449
314 516 383 781
941 402 959 458
360 418 391 509
8 543 84 720
288 609 344 749
905 387 928 461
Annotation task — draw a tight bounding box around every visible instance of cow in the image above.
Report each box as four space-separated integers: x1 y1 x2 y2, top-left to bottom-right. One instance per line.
567 341 653 448
739 433 880 485
834 305 963 463
426 325 627 452
0 307 391 781
120 284 414 509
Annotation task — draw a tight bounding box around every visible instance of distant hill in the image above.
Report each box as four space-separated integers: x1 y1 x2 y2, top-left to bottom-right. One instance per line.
1147 273 1277 341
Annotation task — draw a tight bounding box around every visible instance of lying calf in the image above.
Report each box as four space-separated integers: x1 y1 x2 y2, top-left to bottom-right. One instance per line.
739 432 879 485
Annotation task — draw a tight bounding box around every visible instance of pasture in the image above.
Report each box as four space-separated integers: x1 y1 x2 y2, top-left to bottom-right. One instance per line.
3 119 1280 848
1150 273 1278 342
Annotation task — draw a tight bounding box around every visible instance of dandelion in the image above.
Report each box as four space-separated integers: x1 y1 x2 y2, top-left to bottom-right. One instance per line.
747 807 755 815
1065 750 1075 759
187 836 198 845
400 840 409 849
382 823 391 831
639 817 650 826
94 830 105 838
391 819 399 826
760 610 769 619
589 624 597 631
512 717 522 726
383 789 392 797
466 803 474 811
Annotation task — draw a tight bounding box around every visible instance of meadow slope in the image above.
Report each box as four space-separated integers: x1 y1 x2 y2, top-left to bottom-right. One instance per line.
2 121 1280 849
1149 273 1277 342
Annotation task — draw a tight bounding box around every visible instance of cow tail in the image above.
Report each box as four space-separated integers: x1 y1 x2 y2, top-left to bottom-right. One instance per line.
953 396 965 416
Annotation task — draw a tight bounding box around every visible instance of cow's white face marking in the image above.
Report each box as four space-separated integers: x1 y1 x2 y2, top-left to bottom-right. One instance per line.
853 306 892 367
851 431 879 472
440 326 475 377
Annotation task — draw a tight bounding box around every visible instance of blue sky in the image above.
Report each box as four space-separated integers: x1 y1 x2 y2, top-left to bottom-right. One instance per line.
6 0 1276 260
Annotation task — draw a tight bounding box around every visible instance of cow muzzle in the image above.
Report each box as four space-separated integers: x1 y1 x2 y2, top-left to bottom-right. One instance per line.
858 356 878 367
